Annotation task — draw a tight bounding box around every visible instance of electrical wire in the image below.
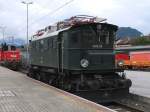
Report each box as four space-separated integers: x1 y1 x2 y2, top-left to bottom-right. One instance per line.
18 0 74 37
18 0 75 38
27 0 74 28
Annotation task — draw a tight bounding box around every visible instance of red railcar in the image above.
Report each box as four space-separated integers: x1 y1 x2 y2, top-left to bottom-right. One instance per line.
115 50 150 69
115 53 129 61
0 49 3 61
130 51 150 61
115 51 129 68
0 43 21 70
129 51 150 69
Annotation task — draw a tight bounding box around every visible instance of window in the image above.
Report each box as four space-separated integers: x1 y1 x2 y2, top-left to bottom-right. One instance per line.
99 30 110 45
82 29 94 45
31 42 36 49
36 41 40 51
48 38 53 48
52 37 57 48
106 32 110 45
44 39 49 50
40 40 44 52
81 26 98 48
2 43 8 51
70 30 79 43
11 46 16 51
40 40 44 45
69 29 80 48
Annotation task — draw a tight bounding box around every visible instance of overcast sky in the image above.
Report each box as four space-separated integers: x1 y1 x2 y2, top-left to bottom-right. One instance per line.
0 0 150 40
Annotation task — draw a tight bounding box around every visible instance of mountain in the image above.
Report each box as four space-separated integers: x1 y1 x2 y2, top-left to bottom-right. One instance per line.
0 38 25 46
116 27 143 39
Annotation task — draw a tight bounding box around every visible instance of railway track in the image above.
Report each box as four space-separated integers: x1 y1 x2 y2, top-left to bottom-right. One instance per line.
100 93 150 112
94 92 150 112
113 93 150 112
20 69 150 112
104 102 143 112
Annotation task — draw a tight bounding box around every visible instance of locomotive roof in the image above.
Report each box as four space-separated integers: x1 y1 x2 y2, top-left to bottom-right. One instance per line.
31 27 71 41
31 22 117 42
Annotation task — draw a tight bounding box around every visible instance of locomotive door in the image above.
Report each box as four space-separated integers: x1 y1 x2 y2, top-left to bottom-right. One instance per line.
57 33 64 74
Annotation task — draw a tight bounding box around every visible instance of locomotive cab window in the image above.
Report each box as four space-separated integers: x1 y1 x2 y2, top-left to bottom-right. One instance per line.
69 29 80 48
10 46 16 51
68 24 116 49
2 43 8 51
98 29 110 45
81 27 95 48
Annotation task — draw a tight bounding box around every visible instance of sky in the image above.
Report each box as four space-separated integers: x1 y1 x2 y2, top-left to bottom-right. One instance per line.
0 0 150 40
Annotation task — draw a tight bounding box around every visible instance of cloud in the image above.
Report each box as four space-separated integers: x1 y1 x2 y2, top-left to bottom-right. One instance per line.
0 0 150 40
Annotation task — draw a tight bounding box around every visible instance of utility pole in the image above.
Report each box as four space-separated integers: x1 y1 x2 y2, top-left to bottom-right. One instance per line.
21 1 33 65
7 36 14 44
0 26 6 43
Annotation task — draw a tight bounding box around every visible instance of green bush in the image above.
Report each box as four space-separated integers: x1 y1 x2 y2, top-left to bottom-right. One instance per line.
132 37 150 45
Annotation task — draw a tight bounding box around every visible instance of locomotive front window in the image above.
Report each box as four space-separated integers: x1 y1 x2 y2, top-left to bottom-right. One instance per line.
97 29 110 45
69 24 117 49
11 46 16 51
81 25 115 48
81 28 95 48
69 29 81 48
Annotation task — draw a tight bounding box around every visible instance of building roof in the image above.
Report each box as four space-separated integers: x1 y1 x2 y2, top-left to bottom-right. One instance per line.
116 45 150 51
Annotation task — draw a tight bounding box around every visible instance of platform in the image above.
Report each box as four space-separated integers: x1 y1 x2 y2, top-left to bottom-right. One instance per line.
126 70 150 98
0 66 114 112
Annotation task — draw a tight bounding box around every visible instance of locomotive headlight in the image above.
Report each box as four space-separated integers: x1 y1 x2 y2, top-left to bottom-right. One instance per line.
80 59 89 68
118 61 124 66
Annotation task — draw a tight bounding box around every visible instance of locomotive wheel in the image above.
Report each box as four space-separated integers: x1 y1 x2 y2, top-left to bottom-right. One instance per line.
47 75 57 86
36 73 42 81
27 72 32 77
27 69 34 78
48 79 53 85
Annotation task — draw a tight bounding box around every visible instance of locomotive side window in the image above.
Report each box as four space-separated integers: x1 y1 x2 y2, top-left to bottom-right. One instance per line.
52 36 57 48
70 31 78 43
36 41 40 51
44 39 49 50
40 40 44 52
48 38 53 48
61 32 68 48
32 42 36 49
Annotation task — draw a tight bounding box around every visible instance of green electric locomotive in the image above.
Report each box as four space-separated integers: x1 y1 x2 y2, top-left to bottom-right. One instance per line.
29 15 132 102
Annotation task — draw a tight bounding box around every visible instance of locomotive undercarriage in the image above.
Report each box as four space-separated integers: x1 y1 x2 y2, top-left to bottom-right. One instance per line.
70 73 131 92
28 66 131 102
2 61 20 70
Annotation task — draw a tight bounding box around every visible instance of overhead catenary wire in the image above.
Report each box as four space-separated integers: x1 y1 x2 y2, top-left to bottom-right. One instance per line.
19 0 75 32
30 0 74 25
18 0 75 40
